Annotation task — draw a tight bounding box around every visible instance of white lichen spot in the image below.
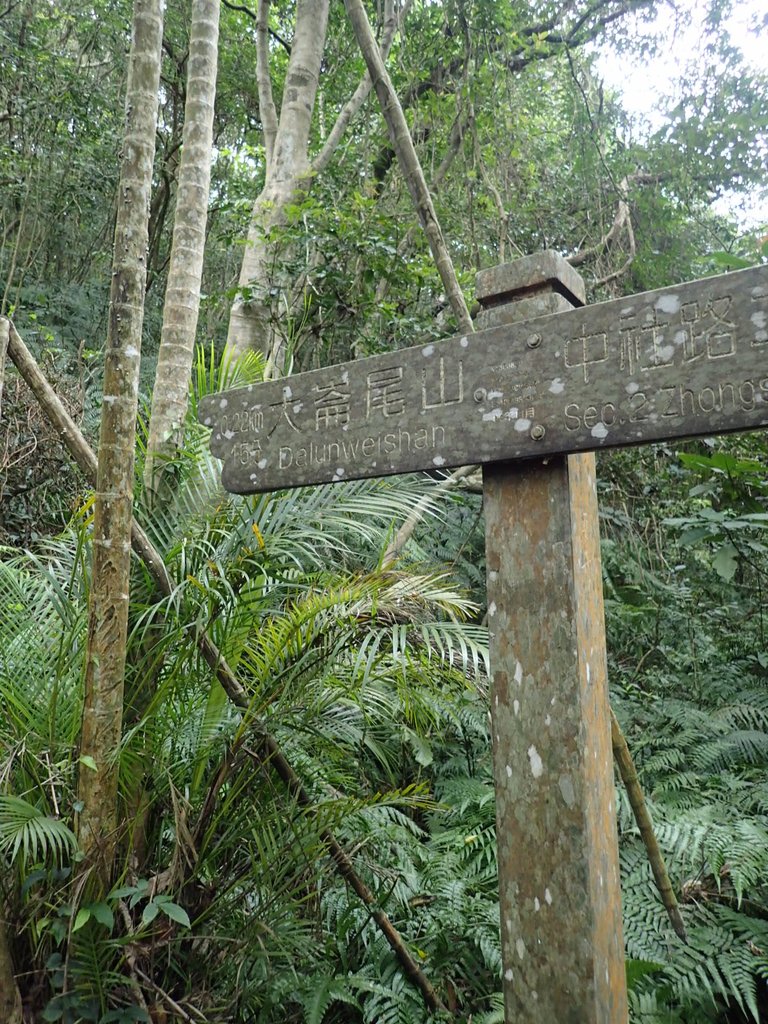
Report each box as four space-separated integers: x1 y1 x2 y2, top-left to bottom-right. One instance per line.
422 344 435 357
504 969 514 982
224 430 235 440
527 745 543 778
433 455 446 466
505 764 512 778
513 699 520 717
219 398 228 409
590 422 608 439
331 467 346 481
489 570 498 582
675 329 687 346
516 938 526 961
558 774 576 808
460 336 469 348
549 378 565 395
203 417 211 426
514 418 531 432
283 386 293 399
124 345 139 358
532 991 538 1001
659 345 675 363
544 714 551 727
514 661 523 686
534 897 540 912
656 294 680 315
586 663 591 683
258 459 268 469
483 408 503 422
605 968 610 985
544 888 553 906
599 872 604 888
625 381 640 395
487 390 504 400
488 601 497 617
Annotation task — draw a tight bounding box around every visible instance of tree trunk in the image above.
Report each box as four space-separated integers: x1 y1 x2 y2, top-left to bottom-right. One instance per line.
144 0 220 507
76 0 164 882
224 0 409 371
225 0 330 369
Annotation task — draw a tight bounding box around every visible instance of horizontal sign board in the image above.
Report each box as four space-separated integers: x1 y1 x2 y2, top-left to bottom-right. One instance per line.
200 266 768 494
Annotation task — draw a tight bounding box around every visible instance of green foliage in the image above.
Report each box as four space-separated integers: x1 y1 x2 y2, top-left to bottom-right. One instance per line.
603 437 768 1022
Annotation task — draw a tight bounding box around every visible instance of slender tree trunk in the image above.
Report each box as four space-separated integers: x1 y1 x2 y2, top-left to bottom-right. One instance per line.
225 0 330 368
76 0 164 882
225 0 409 370
144 0 220 507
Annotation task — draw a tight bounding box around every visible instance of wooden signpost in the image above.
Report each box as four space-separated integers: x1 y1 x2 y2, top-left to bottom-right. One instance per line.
200 254 768 1023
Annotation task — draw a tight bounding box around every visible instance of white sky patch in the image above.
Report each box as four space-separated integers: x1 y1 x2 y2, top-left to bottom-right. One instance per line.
593 0 767 227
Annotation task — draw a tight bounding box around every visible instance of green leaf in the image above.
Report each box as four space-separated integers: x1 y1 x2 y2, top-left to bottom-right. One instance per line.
89 901 114 931
713 543 738 581
79 755 98 772
72 907 91 932
158 900 191 928
626 958 664 990
141 901 159 926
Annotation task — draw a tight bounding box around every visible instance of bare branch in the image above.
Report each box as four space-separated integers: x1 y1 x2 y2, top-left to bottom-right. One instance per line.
611 708 688 942
382 466 476 568
256 0 278 169
345 0 473 335
313 0 414 176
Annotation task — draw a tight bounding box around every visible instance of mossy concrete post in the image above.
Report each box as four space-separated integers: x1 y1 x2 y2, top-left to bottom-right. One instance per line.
477 253 627 1023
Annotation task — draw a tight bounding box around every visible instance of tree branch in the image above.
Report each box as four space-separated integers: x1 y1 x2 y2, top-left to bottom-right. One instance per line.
611 707 688 942
313 0 413 176
382 466 476 568
256 0 278 169
345 0 473 335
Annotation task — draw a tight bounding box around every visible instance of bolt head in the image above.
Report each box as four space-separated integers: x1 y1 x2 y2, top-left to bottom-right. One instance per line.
530 424 546 440
527 333 542 349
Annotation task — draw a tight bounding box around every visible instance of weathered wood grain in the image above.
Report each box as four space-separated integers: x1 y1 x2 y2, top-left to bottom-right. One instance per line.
200 265 768 493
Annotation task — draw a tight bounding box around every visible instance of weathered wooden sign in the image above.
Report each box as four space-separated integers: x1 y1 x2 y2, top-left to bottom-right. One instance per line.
199 265 768 493
201 255 768 1024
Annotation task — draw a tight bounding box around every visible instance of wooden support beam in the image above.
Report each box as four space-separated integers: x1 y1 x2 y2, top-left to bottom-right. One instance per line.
479 253 627 1023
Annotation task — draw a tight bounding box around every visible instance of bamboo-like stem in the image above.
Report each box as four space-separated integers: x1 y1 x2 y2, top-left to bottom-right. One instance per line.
611 707 688 942
344 0 473 336
3 318 448 1016
0 317 8 420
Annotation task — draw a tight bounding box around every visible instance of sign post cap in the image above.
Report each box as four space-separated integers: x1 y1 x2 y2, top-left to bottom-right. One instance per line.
476 250 586 309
